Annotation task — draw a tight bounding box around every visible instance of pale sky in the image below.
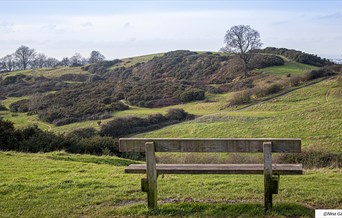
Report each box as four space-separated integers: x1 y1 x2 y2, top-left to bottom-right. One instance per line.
0 0 341 60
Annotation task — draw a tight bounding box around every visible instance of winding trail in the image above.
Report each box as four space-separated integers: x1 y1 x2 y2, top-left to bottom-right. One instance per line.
235 77 331 112
197 76 333 120
28 118 52 132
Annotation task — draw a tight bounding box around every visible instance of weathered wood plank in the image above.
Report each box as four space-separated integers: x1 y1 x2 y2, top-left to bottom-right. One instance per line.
119 138 301 153
124 164 303 175
145 142 157 210
263 142 273 211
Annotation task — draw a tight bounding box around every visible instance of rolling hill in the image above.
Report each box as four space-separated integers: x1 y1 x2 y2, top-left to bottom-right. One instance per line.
0 48 341 217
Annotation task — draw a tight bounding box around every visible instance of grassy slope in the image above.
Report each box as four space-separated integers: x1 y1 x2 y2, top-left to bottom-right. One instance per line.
138 78 342 153
109 53 165 70
257 62 318 75
1 77 340 151
1 151 341 218
1 66 89 78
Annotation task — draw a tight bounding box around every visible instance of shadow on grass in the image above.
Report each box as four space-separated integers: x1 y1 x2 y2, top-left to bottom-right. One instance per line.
116 202 314 218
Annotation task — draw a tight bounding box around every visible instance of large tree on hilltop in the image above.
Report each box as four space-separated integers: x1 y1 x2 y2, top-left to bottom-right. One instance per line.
221 25 262 76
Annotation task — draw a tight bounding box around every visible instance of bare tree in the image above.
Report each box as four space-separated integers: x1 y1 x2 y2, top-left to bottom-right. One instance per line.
221 25 262 76
1 54 16 72
32 53 47 68
70 53 83 66
45 57 59 68
15 45 36 70
59 57 70 66
89 50 105 64
81 57 89 65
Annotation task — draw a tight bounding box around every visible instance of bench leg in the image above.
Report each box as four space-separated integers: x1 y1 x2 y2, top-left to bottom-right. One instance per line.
146 142 157 210
263 142 273 211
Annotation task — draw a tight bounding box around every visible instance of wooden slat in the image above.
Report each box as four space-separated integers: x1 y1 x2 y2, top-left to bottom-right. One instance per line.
145 142 157 210
124 164 303 175
119 138 301 153
263 142 273 211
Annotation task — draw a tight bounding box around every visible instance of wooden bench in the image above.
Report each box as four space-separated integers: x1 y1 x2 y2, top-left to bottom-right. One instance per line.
119 138 303 211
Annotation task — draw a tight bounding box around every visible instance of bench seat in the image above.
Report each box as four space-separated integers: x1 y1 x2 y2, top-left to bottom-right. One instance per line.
125 164 303 175
120 138 303 210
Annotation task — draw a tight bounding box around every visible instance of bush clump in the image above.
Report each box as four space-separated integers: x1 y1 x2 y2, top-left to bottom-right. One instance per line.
277 149 342 168
0 118 120 156
68 136 119 155
0 104 7 111
229 90 251 106
9 99 30 112
68 127 98 138
177 88 205 102
100 108 194 137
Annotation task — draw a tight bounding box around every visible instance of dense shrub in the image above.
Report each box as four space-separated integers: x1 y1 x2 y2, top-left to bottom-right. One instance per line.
277 149 342 168
177 88 205 102
0 118 119 156
249 54 284 69
0 118 17 150
100 109 193 137
82 59 122 74
165 108 193 121
304 66 337 80
15 126 71 152
0 74 70 99
36 82 129 125
251 83 283 98
0 104 7 111
9 99 30 112
254 47 334 67
59 73 89 82
288 75 304 87
229 90 251 106
67 136 119 155
69 127 98 138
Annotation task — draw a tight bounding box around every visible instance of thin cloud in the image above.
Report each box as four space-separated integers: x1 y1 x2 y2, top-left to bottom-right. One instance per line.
81 22 93 27
317 12 342 20
272 20 290 26
122 22 132 29
0 20 14 32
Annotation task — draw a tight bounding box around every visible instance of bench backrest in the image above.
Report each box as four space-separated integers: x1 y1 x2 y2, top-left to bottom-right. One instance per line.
119 138 301 153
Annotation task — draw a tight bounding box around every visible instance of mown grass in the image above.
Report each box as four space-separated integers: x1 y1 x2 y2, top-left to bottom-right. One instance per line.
257 62 318 75
1 151 341 218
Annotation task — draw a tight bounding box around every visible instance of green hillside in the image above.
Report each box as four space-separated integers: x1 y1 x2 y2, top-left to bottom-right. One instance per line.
0 50 341 217
138 77 342 153
257 62 318 75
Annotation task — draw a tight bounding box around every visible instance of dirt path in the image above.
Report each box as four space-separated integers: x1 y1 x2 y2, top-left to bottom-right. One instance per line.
235 77 331 112
325 89 331 103
196 76 333 120
28 118 52 131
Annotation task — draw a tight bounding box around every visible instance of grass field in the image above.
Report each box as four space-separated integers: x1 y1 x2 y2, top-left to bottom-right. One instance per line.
109 53 165 70
138 78 342 153
0 151 341 218
257 62 318 75
1 66 89 78
2 77 341 151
